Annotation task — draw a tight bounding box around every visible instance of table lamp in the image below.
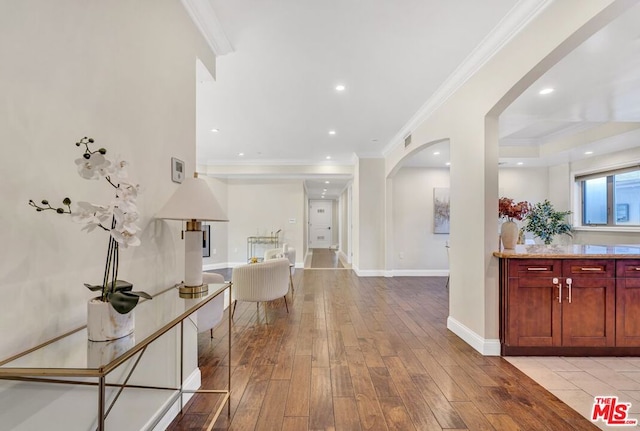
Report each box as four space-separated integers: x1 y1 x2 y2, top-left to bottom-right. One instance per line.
156 174 228 297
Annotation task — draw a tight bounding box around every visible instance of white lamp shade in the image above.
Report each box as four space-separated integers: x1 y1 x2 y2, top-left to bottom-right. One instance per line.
156 176 228 222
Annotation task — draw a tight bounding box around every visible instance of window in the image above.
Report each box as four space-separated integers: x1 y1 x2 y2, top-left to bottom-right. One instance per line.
578 167 640 226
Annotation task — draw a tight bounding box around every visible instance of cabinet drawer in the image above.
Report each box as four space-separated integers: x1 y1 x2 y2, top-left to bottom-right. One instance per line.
617 260 640 278
563 259 614 277
508 259 561 277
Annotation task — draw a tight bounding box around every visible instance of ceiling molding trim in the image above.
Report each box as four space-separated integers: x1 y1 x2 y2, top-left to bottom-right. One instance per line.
200 158 357 167
382 0 553 158
181 0 234 56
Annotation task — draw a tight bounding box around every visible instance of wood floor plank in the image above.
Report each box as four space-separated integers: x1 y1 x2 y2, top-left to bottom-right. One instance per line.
383 356 442 430
485 413 523 431
330 363 354 397
379 397 416 431
345 346 388 430
309 367 335 430
452 401 495 431
228 365 273 431
167 269 604 431
255 380 290 431
285 355 312 417
282 417 309 431
334 397 362 431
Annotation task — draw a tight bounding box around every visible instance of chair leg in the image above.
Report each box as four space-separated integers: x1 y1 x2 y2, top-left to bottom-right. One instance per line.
283 295 289 313
445 275 450 289
231 300 237 318
262 302 269 325
289 269 295 293
210 328 213 339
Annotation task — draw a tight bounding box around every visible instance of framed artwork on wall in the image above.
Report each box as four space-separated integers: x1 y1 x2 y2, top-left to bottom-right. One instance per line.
202 224 210 257
433 187 450 234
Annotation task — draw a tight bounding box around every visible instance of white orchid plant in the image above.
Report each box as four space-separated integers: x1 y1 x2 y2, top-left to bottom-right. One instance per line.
29 137 151 314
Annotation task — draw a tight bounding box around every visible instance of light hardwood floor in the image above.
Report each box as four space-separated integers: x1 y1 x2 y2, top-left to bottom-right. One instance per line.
167 270 598 430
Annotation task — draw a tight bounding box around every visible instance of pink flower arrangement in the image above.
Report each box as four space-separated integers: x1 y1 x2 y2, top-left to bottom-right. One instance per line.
499 197 530 221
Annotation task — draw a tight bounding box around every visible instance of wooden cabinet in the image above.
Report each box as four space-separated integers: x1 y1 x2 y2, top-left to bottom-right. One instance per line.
561 260 615 347
616 260 640 346
501 258 621 355
506 259 562 348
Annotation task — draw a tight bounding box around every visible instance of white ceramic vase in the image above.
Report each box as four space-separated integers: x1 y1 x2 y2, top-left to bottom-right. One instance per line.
87 333 135 367
87 297 134 342
501 220 519 250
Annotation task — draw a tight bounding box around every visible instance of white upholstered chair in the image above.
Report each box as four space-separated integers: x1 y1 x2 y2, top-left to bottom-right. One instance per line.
197 272 226 338
231 257 290 322
264 245 296 292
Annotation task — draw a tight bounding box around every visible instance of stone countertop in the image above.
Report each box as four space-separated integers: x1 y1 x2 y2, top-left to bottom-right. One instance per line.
493 244 640 259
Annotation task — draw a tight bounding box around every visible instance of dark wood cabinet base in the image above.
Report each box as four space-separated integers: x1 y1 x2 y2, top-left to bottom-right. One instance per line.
502 345 640 356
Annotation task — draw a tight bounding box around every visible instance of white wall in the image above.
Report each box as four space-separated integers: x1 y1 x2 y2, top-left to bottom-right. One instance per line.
0 0 214 427
392 167 450 272
354 158 386 273
226 179 305 265
202 176 230 269
551 146 640 245
390 166 548 273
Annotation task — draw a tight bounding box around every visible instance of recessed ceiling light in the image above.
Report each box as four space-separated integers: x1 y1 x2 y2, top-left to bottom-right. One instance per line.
325 181 330 184
326 156 331 160
585 151 594 155
329 130 336 135
433 151 440 156
445 162 451 166
539 88 554 95
335 84 345 91
517 162 524 165
238 152 244 156
210 128 219 132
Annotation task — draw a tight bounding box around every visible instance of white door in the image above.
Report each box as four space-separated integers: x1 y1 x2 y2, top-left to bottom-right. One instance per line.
309 200 332 249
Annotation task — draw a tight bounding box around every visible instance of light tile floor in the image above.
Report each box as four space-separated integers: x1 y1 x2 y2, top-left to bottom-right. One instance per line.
505 356 640 430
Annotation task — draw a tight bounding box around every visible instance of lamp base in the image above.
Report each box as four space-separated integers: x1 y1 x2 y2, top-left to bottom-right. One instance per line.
178 283 209 299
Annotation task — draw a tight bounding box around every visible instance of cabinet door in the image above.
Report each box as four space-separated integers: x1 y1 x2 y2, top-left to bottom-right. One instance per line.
561 260 615 347
507 260 562 347
616 260 640 346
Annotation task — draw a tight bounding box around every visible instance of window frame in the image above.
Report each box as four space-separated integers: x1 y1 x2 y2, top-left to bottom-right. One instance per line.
575 164 640 229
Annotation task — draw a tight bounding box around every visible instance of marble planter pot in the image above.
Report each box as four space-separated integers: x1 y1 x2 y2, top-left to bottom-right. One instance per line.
501 220 519 250
87 298 134 342
87 333 135 367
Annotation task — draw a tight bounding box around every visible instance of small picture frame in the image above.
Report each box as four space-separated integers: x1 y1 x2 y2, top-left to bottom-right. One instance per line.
202 225 211 257
171 157 184 183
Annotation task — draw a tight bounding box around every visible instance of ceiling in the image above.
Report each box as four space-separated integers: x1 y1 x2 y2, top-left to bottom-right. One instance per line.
195 1 640 197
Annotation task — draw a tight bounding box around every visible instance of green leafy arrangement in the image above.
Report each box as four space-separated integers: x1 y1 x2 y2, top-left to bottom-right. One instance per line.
524 199 572 245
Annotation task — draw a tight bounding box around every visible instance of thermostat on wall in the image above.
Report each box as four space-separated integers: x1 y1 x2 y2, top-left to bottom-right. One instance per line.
171 157 184 183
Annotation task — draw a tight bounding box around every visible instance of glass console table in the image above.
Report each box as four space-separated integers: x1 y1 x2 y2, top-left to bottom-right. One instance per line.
0 282 231 431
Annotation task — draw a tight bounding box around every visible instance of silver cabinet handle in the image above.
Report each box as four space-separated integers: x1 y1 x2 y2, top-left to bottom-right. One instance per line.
553 277 561 303
527 267 547 271
635 267 640 271
566 277 572 303
580 267 602 271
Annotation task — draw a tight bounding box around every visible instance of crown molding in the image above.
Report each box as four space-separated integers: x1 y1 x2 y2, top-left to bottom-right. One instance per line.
181 0 233 56
382 0 553 158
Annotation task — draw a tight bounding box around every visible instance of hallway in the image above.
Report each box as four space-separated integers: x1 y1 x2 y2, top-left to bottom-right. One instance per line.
169 269 602 430
307 248 348 269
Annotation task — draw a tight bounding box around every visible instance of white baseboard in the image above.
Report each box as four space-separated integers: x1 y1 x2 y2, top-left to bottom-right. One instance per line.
149 368 201 431
202 262 228 271
446 316 501 356
352 265 385 277
391 269 449 277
